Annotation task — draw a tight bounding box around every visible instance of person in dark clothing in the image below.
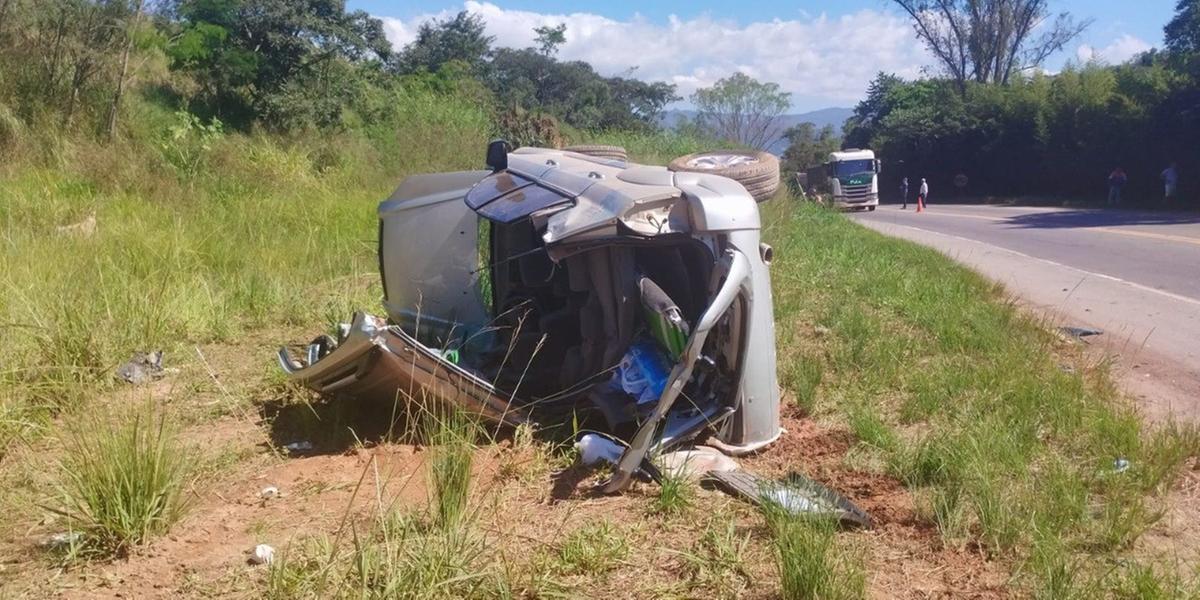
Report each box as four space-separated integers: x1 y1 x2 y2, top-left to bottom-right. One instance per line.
1107 167 1127 206
900 177 910 209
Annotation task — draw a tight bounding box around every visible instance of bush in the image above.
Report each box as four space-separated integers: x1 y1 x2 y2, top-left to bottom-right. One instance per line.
55 403 191 557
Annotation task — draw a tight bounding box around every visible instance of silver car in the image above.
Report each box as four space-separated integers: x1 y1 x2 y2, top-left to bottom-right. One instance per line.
280 143 782 492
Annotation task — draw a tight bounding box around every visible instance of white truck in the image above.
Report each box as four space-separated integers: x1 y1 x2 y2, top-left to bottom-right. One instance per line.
807 149 881 210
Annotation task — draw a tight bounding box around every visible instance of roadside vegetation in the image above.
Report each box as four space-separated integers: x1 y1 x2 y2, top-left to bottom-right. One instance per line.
765 199 1200 594
2 0 1199 597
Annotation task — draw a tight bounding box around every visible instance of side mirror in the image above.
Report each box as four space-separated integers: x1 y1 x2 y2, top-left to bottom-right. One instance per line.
486 139 511 172
875 160 882 173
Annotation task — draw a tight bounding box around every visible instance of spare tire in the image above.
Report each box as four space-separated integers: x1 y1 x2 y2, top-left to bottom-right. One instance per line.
563 144 628 162
668 150 781 202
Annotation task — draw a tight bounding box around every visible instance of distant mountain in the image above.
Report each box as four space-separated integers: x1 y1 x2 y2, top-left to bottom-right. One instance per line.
658 107 854 155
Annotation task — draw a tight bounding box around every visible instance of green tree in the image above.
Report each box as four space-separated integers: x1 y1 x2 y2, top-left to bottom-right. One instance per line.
691 72 791 149
781 122 840 173
1166 0 1200 56
168 0 390 129
843 72 903 149
533 23 566 56
393 10 493 75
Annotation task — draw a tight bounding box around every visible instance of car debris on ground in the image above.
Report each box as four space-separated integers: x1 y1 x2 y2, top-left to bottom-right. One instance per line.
114 350 165 385
278 141 869 524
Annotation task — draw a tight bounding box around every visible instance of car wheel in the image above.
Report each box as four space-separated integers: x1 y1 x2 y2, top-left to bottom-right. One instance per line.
667 150 781 202
563 144 628 162
868 206 876 211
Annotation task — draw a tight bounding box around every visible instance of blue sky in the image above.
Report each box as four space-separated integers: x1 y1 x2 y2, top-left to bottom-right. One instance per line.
351 1 1179 111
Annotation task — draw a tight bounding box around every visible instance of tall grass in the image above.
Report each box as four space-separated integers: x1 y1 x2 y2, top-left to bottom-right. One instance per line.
54 402 190 557
763 508 865 600
0 87 492 454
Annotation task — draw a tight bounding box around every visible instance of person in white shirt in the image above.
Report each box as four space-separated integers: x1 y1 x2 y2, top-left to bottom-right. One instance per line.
918 178 929 211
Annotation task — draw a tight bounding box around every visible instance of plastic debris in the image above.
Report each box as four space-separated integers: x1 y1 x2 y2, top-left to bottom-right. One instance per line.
1060 326 1103 339
575 434 625 466
613 339 672 404
656 447 739 481
249 544 275 565
1113 458 1131 473
259 486 280 499
115 351 165 385
283 441 314 454
704 470 872 528
42 531 82 549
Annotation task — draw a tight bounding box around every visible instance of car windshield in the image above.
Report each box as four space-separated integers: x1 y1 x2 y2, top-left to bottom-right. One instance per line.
833 159 875 177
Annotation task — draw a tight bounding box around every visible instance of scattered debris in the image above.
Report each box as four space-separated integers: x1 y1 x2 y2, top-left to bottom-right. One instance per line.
1059 326 1103 339
115 351 165 385
248 544 275 565
814 325 832 337
1113 458 1131 473
283 441 313 454
656 446 739 481
259 486 280 500
575 434 624 467
56 214 97 238
41 531 82 550
704 470 873 528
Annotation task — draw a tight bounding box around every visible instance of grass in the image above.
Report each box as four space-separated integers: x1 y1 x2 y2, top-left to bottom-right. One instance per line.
763 508 865 600
761 199 1200 594
53 401 191 557
555 520 630 575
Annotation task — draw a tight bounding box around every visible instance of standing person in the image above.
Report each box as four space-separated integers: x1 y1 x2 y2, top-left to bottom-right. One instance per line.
1162 162 1179 205
1107 167 1127 206
900 177 910 209
917 178 929 212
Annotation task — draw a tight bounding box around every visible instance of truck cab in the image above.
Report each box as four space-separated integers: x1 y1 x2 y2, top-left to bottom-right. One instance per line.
826 149 880 210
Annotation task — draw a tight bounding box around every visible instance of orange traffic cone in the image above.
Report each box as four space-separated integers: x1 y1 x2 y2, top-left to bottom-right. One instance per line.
916 198 924 213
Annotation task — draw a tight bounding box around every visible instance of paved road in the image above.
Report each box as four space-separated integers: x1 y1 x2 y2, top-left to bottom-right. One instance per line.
850 204 1200 420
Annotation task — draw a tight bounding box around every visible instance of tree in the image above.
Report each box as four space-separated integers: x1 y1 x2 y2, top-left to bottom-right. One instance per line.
1166 0 1200 56
781 122 840 173
393 10 492 74
168 0 390 128
533 23 566 56
891 0 1090 89
691 72 791 150
843 72 903 148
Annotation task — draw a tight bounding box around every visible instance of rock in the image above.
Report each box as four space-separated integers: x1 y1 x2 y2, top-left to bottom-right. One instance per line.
259 486 280 500
115 351 165 385
814 325 832 337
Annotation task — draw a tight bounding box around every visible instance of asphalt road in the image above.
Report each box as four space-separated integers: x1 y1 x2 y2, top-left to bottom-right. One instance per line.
849 203 1200 420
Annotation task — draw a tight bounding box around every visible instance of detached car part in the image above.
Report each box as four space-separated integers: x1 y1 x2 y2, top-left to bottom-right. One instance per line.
280 143 784 484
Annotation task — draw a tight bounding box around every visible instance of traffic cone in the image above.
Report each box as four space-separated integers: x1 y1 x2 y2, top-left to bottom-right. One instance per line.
916 198 924 213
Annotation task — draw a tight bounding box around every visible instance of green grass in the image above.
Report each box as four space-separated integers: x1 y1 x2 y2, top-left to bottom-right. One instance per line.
762 199 1200 594
555 520 630 575
0 88 492 453
53 402 191 557
763 508 865 600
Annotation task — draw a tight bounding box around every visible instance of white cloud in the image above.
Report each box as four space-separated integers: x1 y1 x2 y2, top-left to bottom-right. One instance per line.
379 2 933 110
1076 34 1152 64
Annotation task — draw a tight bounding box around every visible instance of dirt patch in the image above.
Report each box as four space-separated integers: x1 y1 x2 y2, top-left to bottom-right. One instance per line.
3 339 1014 599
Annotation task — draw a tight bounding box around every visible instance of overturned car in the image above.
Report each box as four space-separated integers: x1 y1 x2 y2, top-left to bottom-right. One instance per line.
280 143 784 493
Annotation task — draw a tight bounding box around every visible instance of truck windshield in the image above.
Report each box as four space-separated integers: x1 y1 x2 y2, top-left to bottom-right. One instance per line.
833 159 875 176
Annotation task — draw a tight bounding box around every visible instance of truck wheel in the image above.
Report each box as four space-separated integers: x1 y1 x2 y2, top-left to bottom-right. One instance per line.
868 206 876 211
563 144 628 162
668 150 780 202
